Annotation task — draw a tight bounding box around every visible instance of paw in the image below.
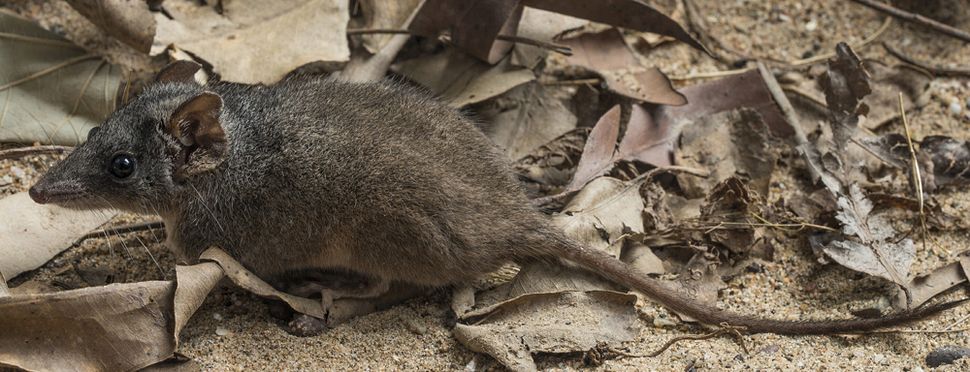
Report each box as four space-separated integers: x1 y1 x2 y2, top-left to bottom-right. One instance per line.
286 314 328 337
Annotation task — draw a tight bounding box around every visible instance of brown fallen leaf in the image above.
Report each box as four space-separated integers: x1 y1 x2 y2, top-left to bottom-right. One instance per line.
511 7 586 68
560 28 686 105
408 0 704 63
477 82 578 160
552 176 648 253
454 291 638 372
514 127 590 193
892 253 970 309
0 192 115 280
153 0 350 84
0 260 222 371
675 108 776 197
356 0 424 53
393 49 536 108
66 0 156 52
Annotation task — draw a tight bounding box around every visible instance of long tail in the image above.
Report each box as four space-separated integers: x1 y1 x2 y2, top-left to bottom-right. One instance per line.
556 241 966 335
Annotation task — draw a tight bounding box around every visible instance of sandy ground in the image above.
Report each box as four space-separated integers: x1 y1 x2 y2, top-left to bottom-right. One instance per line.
4 0 970 371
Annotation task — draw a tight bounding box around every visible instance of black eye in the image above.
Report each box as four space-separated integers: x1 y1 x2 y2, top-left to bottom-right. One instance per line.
109 154 136 178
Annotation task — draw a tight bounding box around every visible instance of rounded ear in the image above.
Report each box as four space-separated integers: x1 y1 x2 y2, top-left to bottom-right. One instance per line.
167 92 227 179
155 61 202 84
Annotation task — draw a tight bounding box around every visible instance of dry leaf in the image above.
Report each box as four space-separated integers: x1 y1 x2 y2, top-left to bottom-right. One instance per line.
552 176 647 252
892 253 970 309
0 260 222 371
357 0 424 53
393 49 536 108
560 28 686 105
0 11 120 145
824 184 914 288
0 192 115 280
408 0 704 63
153 0 350 84
675 108 775 197
918 135 970 191
511 7 586 68
514 127 589 191
454 291 638 372
478 83 577 160
66 0 156 52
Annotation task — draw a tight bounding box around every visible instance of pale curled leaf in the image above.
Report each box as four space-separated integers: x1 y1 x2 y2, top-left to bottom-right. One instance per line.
0 192 115 280
824 185 914 286
892 253 970 309
153 0 350 84
0 11 120 145
454 291 638 372
0 260 222 371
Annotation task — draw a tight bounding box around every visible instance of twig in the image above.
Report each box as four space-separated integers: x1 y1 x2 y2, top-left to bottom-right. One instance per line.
0 54 100 92
883 42 970 78
0 145 73 160
758 63 810 148
898 92 928 254
618 325 747 358
539 78 603 86
669 68 753 81
345 28 573 56
850 0 970 43
75 220 166 245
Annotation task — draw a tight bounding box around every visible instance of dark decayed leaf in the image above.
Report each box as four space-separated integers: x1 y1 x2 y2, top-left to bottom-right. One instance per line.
66 0 156 52
787 61 932 131
675 108 775 197
559 28 686 106
514 127 590 192
408 0 704 63
919 135 970 191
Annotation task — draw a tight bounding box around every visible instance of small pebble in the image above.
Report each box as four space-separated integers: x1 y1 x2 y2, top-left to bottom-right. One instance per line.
10 166 25 179
213 313 223 321
950 100 963 115
653 316 677 327
872 353 886 365
406 319 428 335
926 346 970 367
805 19 817 31
912 367 924 372
215 326 231 336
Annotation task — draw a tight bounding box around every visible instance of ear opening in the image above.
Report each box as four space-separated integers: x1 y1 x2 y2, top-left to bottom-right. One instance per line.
167 92 228 179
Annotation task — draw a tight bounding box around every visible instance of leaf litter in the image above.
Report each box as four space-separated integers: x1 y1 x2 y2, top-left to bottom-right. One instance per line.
3 1 970 371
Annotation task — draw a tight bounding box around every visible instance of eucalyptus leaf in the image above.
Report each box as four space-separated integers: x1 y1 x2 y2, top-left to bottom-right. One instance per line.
0 11 120 145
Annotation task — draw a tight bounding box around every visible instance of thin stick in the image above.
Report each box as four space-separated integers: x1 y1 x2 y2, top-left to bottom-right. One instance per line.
539 78 602 86
0 145 73 160
75 220 165 245
898 92 928 253
669 68 753 81
786 16 893 67
620 325 747 358
850 0 970 43
345 28 573 56
883 42 970 78
0 54 100 92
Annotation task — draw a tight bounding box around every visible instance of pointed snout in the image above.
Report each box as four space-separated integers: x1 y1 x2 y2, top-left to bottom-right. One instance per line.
28 183 49 204
28 179 84 205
